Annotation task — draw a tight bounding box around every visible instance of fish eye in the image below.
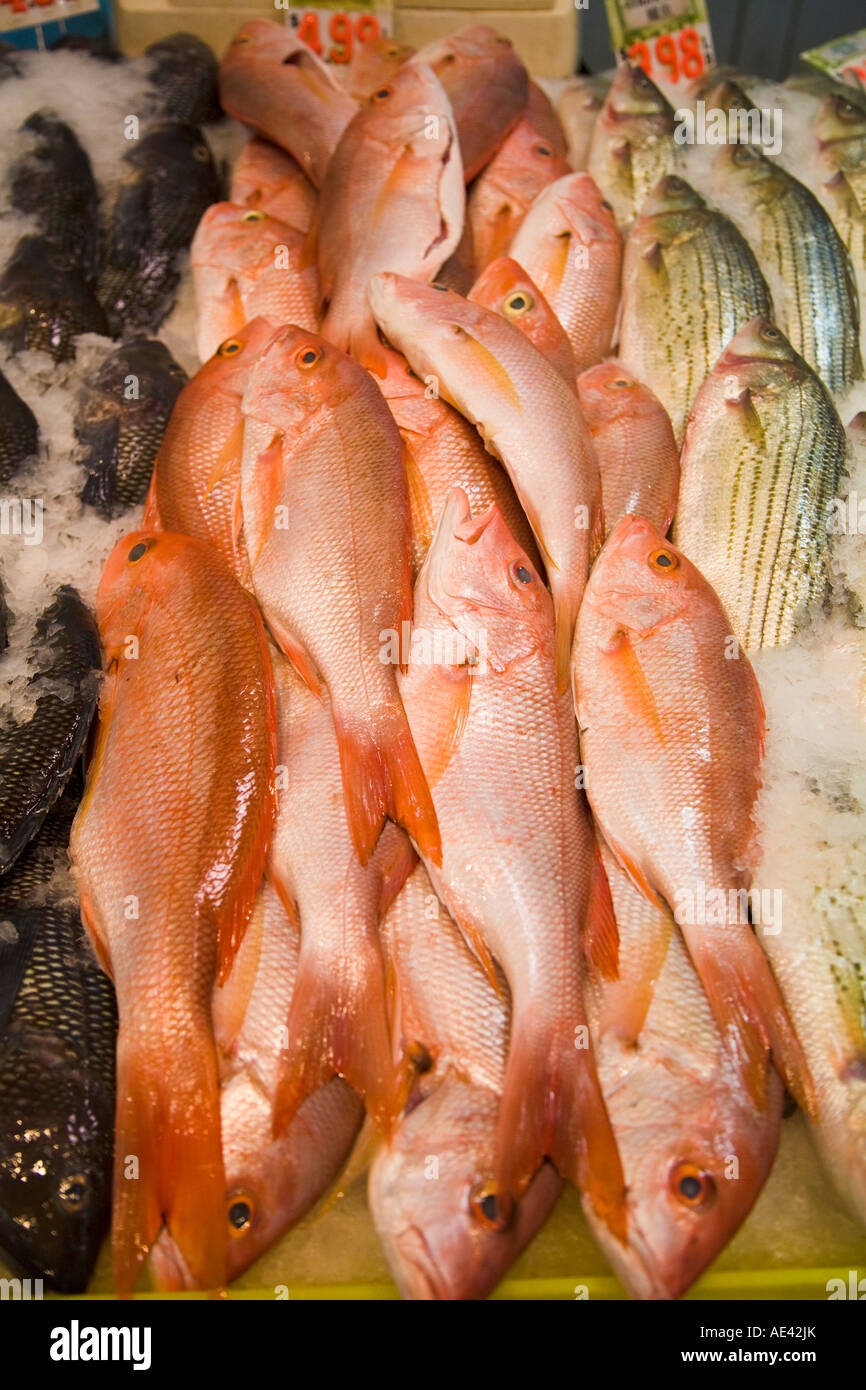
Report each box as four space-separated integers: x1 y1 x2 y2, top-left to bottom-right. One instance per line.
671 1163 716 1209
218 337 243 357
386 46 401 57
295 344 322 369
469 1181 513 1231
431 283 450 293
128 540 150 563
241 209 267 222
227 1193 255 1235
733 145 759 163
504 290 533 318
535 143 552 157
666 176 686 192
609 376 633 389
601 199 614 212
494 37 511 46
57 1173 89 1209
509 559 534 587
836 98 860 120
761 325 781 342
233 34 252 45
407 1040 433 1073
372 86 391 102
193 145 211 163
648 546 679 575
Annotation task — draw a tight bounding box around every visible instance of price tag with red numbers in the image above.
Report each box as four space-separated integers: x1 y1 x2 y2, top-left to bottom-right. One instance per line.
802 29 866 96
285 4 393 66
604 0 716 87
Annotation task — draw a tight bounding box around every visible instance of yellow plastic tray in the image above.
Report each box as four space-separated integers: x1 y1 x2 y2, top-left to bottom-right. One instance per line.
13 1111 863 1300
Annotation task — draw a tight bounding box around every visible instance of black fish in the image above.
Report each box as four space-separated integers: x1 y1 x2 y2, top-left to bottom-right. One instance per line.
0 588 100 876
0 367 38 485
145 32 221 126
77 338 187 517
0 237 109 363
9 111 101 285
98 122 221 335
0 780 117 1292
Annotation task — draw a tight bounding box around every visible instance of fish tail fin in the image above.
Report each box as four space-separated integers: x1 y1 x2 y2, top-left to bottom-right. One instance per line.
495 1002 626 1240
686 928 814 1117
272 937 404 1136
113 1028 226 1295
333 703 440 867
321 299 387 377
332 711 388 864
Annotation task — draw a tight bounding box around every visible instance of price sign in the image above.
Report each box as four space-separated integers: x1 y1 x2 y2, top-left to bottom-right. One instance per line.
604 0 716 86
285 4 393 65
0 0 101 31
802 28 866 95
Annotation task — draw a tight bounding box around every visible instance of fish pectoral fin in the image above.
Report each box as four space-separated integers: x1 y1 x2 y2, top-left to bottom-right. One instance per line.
408 660 471 789
78 890 115 981
602 831 666 912
265 612 322 696
449 909 504 999
205 418 245 497
583 840 619 980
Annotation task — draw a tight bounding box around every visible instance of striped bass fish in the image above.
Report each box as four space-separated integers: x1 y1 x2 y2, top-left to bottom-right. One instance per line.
712 141 862 394
814 89 866 277
619 175 773 444
587 63 676 227
673 317 846 651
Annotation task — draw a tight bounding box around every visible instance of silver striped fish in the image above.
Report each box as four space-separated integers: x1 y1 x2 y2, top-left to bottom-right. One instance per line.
619 175 773 445
814 89 866 278
673 317 847 651
712 140 863 395
587 63 676 228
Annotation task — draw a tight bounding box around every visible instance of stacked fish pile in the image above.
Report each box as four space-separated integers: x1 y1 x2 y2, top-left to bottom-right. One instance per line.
1 21 865 1301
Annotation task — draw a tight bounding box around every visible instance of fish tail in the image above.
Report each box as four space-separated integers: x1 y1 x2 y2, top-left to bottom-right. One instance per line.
321 299 388 377
686 928 815 1117
333 704 440 868
272 937 404 1137
495 1003 626 1240
113 1027 226 1295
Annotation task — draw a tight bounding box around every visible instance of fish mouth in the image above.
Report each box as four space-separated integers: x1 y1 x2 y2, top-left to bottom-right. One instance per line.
392 1224 450 1300
423 487 513 626
588 1210 686 1302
